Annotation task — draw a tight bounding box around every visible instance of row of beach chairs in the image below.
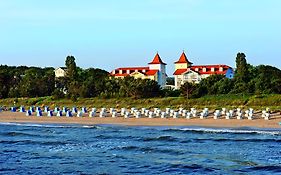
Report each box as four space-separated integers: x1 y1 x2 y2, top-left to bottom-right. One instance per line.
2 106 272 120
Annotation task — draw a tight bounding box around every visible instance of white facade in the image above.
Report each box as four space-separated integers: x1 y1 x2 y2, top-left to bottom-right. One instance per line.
175 70 202 88
149 64 166 87
54 67 66 78
173 52 233 89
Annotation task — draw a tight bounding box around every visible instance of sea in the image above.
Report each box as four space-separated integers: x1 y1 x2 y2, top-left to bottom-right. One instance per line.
0 123 281 175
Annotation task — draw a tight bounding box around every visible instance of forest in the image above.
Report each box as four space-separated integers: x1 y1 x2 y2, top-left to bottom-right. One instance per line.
0 53 280 100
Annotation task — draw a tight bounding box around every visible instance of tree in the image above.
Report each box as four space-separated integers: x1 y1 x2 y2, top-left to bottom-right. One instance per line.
180 82 197 99
65 55 78 81
235 52 249 83
166 77 175 85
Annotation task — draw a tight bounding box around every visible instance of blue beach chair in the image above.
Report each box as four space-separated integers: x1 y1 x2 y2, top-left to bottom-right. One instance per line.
72 107 78 113
47 111 53 117
20 106 25 112
81 107 87 113
37 110 43 117
62 107 68 113
44 106 50 113
30 106 35 112
54 107 59 113
66 111 73 117
57 111 63 117
11 107 17 112
26 110 32 116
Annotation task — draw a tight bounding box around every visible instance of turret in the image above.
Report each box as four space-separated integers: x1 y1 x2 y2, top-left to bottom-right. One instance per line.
174 51 193 70
148 52 167 87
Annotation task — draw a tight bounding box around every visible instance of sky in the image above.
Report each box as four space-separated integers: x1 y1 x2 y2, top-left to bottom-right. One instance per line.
0 0 280 76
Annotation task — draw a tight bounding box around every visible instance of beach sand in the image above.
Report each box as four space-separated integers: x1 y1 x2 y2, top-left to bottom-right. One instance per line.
0 111 281 128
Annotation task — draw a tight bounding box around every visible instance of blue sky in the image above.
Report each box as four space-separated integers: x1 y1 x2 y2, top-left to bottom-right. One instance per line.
0 0 280 75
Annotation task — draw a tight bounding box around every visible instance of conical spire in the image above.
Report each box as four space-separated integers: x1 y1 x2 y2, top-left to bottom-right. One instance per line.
174 51 193 64
148 52 167 65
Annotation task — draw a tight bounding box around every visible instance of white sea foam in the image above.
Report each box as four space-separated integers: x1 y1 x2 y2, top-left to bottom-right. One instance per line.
177 127 281 135
0 122 96 129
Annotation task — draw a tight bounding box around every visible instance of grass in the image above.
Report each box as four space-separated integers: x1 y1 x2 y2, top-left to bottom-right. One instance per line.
0 94 281 111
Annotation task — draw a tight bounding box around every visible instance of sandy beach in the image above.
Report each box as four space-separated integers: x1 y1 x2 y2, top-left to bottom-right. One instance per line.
0 111 281 128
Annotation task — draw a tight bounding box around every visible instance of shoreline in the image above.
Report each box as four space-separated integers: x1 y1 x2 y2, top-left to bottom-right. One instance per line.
1 112 281 129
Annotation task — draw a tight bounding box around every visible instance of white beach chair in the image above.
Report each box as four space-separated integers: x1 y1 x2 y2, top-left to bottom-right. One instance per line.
121 108 126 116
124 111 130 118
111 111 117 118
89 111 96 117
26 110 32 116
130 108 136 114
214 110 220 120
166 108 170 115
149 111 154 118
37 110 43 117
186 112 191 119
170 110 174 117
72 107 77 114
77 111 83 117
141 108 146 115
225 112 230 120
56 111 63 117
161 112 166 119
173 111 179 119
144 110 150 117
135 111 141 118
47 111 53 117
20 106 25 112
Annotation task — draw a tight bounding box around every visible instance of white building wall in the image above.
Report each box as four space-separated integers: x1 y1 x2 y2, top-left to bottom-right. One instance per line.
55 68 66 78
149 64 166 87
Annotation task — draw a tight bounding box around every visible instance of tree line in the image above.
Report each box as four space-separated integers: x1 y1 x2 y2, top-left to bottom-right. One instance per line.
180 53 281 98
0 53 280 100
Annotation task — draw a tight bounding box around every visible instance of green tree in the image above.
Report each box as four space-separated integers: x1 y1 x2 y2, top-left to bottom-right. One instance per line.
180 82 197 99
235 52 249 83
65 55 78 81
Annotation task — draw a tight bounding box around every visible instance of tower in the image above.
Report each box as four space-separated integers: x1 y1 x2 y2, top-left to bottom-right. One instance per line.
174 51 193 88
174 51 193 70
148 52 167 87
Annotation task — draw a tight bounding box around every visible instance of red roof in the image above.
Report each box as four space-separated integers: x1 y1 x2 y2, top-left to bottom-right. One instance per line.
116 67 149 71
148 53 167 65
174 52 193 64
173 69 188 75
173 65 231 75
145 70 158 75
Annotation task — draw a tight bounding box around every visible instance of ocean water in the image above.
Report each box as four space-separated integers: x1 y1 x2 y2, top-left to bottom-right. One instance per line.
0 123 281 175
